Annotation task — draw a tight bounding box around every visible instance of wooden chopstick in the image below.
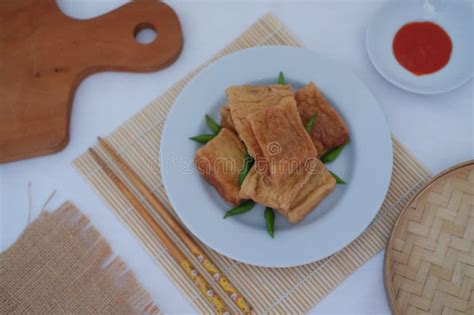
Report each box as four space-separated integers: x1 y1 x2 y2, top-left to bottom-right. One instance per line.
88 148 231 315
97 137 252 314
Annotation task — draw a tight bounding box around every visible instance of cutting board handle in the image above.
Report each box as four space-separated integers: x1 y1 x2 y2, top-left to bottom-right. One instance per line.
73 0 183 72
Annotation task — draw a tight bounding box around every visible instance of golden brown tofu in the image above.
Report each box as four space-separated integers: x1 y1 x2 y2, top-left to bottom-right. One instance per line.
239 164 312 213
194 128 246 205
239 158 335 224
295 82 349 156
283 159 336 223
219 105 235 132
226 85 294 162
247 101 317 183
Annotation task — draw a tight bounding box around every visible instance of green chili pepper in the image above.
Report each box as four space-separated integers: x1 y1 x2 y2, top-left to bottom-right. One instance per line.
305 114 317 133
238 153 255 186
189 134 215 144
205 114 221 134
329 170 346 184
278 71 286 85
264 207 275 238
223 200 256 218
321 139 350 163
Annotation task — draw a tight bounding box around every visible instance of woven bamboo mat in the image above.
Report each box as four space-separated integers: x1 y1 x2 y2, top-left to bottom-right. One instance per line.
385 161 474 315
73 14 432 313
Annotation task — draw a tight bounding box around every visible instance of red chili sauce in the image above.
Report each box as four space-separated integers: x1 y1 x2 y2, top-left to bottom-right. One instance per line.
393 21 452 76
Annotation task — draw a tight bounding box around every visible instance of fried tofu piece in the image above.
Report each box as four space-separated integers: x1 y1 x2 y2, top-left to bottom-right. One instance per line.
283 159 336 223
239 165 312 211
239 159 336 224
220 105 235 132
194 128 246 205
295 82 349 156
226 85 294 161
247 101 317 183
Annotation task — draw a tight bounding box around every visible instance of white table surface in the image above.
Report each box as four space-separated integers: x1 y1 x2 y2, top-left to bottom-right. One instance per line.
1 1 472 314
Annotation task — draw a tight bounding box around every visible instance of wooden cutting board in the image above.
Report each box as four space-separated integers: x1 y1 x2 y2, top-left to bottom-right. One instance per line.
0 0 183 163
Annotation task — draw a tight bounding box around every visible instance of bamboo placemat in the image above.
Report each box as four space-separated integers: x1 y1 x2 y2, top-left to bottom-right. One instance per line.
73 14 432 313
385 161 474 314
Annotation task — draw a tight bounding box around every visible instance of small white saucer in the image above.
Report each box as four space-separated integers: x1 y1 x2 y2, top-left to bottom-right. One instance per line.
366 0 473 94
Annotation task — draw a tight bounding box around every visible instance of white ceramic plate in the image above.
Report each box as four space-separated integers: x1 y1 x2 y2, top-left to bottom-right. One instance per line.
366 0 473 94
161 46 393 267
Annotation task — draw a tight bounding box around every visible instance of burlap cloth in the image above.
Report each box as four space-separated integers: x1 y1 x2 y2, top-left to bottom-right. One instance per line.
0 202 159 314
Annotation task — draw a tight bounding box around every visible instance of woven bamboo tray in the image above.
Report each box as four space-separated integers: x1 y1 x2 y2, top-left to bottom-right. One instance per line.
384 160 474 315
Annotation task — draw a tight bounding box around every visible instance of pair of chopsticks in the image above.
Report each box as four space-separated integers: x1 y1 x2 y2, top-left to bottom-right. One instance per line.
89 137 252 314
